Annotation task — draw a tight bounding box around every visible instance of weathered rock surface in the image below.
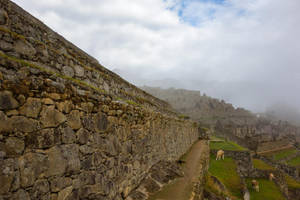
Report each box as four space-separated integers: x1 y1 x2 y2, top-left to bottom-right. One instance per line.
0 91 19 110
40 106 67 128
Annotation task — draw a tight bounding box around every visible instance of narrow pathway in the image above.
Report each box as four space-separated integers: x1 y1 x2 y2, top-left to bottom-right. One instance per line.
148 140 209 200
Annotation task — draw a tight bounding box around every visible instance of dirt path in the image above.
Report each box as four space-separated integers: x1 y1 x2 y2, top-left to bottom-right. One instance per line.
148 140 209 200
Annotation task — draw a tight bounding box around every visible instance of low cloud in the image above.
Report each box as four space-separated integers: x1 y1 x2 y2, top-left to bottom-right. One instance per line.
12 0 300 113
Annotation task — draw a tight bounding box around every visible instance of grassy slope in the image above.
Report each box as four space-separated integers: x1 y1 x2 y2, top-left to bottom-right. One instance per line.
205 173 232 199
285 174 300 189
209 155 243 199
252 159 275 170
263 148 298 161
246 178 285 200
210 140 247 151
287 156 300 167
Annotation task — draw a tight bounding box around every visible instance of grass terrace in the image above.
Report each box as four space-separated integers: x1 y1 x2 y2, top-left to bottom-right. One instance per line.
210 138 247 151
209 155 243 199
252 159 275 170
287 156 300 167
285 174 300 189
262 147 298 161
245 178 285 200
205 173 232 199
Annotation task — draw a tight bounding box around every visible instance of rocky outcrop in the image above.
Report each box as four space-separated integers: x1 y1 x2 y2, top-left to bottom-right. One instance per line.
0 1 204 199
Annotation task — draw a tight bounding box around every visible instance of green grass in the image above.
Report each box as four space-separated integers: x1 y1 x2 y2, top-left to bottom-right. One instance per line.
263 148 298 161
246 178 285 200
252 159 275 170
210 140 247 151
285 174 300 189
210 135 224 141
287 156 300 167
209 155 243 199
204 173 233 199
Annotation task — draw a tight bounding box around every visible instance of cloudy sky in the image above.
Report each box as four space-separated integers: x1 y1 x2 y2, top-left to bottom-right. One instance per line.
12 0 300 112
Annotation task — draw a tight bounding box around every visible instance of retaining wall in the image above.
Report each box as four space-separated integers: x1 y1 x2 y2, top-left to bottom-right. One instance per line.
0 1 201 199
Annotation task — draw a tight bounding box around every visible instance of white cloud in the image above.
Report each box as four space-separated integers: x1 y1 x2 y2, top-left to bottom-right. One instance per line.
11 0 300 112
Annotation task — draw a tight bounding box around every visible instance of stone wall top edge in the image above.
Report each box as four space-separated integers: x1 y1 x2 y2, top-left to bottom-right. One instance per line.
1 0 172 112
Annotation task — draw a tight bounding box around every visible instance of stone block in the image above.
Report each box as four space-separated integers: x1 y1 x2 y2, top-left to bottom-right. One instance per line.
50 177 72 192
62 126 76 144
9 116 38 133
76 128 90 144
11 189 30 200
19 97 42 118
74 65 84 77
14 39 36 58
61 144 80 174
0 91 19 110
19 153 48 188
31 179 50 199
45 146 67 177
67 110 81 130
40 106 67 128
57 186 73 200
93 112 108 132
3 137 24 156
0 159 16 194
62 66 74 77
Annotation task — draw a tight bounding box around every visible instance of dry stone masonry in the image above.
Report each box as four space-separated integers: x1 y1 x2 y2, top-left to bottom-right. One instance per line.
0 1 203 199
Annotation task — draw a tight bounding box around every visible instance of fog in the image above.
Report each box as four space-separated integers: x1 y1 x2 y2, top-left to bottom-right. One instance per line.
12 0 300 121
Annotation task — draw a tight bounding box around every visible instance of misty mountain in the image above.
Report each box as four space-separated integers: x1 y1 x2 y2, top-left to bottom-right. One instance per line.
141 86 255 126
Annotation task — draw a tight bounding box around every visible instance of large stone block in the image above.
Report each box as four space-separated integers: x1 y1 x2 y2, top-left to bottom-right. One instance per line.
9 116 38 133
93 112 108 132
0 158 16 194
11 189 30 200
76 128 90 144
0 91 19 110
40 106 67 128
61 126 76 144
18 153 49 188
50 177 72 192
0 9 8 25
79 171 96 186
61 144 80 174
14 39 36 58
67 110 81 130
45 146 67 177
25 128 57 149
19 97 42 118
31 179 50 199
3 137 24 156
57 186 73 200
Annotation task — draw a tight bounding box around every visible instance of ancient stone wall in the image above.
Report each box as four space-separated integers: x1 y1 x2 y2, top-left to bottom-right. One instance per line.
0 0 174 115
254 155 300 181
215 119 299 153
0 1 201 199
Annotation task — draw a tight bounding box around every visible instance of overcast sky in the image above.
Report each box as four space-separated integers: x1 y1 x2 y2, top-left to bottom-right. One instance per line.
12 0 300 112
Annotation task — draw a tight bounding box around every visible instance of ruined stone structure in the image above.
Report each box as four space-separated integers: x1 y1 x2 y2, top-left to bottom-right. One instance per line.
0 1 206 199
143 87 300 153
216 119 300 153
